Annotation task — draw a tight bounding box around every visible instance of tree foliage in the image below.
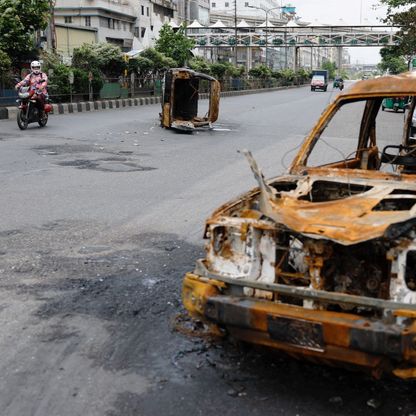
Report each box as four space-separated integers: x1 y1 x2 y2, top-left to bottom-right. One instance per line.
321 60 337 79
0 0 51 64
248 64 272 79
155 24 195 66
0 49 11 75
380 0 416 60
72 43 126 78
378 46 408 74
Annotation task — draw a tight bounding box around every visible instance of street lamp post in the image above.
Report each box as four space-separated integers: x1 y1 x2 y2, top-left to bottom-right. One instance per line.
248 5 282 67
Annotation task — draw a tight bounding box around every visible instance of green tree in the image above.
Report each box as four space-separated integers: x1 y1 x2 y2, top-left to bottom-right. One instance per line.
155 24 195 66
139 48 176 77
72 42 126 78
0 49 12 89
188 56 211 75
248 64 272 79
0 0 51 64
321 61 337 79
378 46 408 74
380 0 416 62
0 49 11 75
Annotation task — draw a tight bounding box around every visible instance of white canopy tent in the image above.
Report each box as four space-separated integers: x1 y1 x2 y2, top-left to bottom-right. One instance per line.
210 20 227 28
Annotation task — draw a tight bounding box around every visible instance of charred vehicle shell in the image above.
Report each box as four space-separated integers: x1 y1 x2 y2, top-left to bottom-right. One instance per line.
160 68 220 131
183 72 416 378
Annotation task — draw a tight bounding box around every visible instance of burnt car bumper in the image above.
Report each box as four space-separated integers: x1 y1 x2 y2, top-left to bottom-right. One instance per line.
183 272 416 378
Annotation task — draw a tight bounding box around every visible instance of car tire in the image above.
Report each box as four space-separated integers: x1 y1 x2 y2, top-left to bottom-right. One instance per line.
324 87 327 92
382 106 385 111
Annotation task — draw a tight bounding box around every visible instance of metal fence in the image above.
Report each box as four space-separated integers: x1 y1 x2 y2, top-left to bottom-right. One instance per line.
0 75 308 107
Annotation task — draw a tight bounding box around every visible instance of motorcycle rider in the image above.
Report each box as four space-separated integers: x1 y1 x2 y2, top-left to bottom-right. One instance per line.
15 61 48 114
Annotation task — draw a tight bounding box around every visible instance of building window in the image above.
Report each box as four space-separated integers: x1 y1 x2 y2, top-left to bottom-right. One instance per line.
141 27 146 38
85 16 91 26
123 22 126 31
141 5 144 15
211 2 215 6
146 7 149 16
64 16 72 23
244 1 248 6
225 2 229 6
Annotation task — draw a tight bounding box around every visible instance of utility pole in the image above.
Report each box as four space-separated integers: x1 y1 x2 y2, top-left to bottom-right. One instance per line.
234 0 238 65
248 5 281 67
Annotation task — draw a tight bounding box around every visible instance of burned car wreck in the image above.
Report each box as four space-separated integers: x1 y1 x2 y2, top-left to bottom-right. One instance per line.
160 68 220 131
183 72 416 378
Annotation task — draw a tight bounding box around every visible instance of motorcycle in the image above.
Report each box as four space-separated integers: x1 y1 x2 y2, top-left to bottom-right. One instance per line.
333 78 344 91
16 86 52 130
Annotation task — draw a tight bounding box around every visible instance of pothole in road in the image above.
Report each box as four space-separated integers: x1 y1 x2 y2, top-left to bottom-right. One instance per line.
55 159 156 172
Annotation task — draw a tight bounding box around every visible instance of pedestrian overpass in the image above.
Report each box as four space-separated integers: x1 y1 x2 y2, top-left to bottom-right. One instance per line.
185 24 401 69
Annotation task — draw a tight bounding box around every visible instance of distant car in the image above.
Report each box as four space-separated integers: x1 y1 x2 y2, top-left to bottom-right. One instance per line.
310 75 327 92
183 72 416 380
362 75 369 80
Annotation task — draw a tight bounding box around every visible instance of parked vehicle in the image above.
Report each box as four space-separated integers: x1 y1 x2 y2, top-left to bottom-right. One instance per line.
160 68 220 132
16 86 52 130
382 96 408 113
333 77 344 90
311 70 328 91
183 72 416 379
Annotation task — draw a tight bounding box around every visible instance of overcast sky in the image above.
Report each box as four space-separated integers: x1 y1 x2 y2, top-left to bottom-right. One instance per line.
292 0 389 64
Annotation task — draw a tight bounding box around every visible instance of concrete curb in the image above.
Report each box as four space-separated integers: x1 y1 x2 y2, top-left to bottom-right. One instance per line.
0 84 305 121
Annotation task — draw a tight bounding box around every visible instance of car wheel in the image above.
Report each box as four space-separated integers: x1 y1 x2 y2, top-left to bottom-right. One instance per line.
382 106 385 111
17 110 28 130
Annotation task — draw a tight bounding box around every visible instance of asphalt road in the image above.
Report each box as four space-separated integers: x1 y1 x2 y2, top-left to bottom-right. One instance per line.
0 84 415 416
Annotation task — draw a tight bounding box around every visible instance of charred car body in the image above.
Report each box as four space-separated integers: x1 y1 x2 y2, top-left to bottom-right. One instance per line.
183 72 416 378
160 68 220 131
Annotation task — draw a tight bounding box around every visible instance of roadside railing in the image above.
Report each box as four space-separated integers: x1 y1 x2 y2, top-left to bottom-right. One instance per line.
0 75 308 107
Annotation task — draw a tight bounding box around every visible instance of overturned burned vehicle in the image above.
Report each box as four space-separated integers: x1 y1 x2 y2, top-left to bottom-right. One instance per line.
183 72 416 378
160 68 220 131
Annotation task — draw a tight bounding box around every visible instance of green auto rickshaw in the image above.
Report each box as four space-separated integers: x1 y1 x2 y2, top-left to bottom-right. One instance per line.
381 96 409 112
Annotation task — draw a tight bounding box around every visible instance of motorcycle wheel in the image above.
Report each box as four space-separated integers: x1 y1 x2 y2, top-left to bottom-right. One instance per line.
38 112 48 127
17 109 28 130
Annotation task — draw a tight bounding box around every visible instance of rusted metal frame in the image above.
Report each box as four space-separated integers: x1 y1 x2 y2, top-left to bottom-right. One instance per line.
290 98 363 170
204 296 408 361
404 98 416 145
194 260 416 311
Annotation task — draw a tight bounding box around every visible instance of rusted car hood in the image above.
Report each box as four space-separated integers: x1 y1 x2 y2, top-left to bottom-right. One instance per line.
211 169 416 246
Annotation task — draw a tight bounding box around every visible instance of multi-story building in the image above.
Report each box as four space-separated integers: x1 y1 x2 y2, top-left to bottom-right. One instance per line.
131 0 177 50
54 0 137 56
176 0 210 25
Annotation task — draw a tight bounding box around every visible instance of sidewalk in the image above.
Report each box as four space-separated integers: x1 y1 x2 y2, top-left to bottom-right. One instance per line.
0 85 304 120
